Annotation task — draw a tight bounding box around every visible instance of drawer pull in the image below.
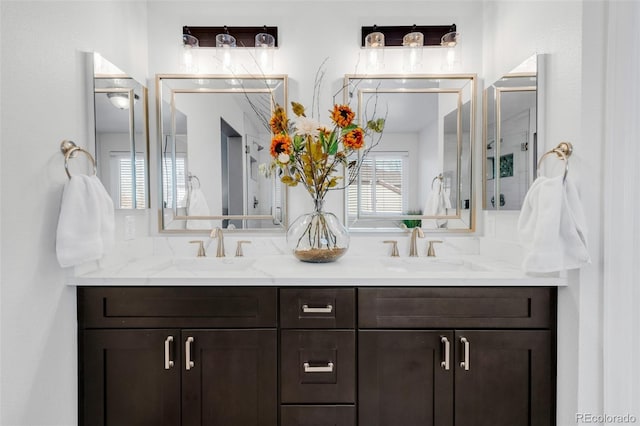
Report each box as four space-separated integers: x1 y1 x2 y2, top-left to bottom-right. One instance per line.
440 336 450 370
303 362 334 373
301 304 333 314
185 336 195 370
164 336 174 370
460 337 470 371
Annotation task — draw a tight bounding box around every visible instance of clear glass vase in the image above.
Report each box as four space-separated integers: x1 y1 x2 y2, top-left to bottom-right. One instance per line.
286 200 350 263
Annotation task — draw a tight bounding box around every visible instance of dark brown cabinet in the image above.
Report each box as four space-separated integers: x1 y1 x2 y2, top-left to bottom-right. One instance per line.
359 330 454 426
80 329 181 426
78 286 555 426
358 287 555 426
78 287 277 426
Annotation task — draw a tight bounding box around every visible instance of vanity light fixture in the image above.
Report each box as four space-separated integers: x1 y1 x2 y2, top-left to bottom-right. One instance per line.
106 92 139 110
216 27 237 71
360 24 460 71
364 26 385 71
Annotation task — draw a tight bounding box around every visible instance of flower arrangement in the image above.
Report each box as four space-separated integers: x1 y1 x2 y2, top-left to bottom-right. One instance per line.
267 100 384 262
268 101 385 204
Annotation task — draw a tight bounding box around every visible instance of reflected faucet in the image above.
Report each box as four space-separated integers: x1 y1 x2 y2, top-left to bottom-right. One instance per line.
210 227 225 257
409 227 425 257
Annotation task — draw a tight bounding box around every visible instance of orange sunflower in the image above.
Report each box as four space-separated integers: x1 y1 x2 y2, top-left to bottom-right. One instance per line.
270 134 292 158
343 128 364 150
331 104 355 128
270 105 289 134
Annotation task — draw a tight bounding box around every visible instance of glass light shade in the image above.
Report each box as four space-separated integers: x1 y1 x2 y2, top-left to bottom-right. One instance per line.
441 31 459 47
216 33 237 47
216 33 237 71
107 92 138 110
365 31 385 72
255 33 276 70
365 31 385 48
402 31 424 47
402 32 424 72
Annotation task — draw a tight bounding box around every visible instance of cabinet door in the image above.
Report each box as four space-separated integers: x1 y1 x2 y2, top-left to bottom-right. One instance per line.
80 329 181 426
182 330 277 426
454 330 552 426
359 330 453 426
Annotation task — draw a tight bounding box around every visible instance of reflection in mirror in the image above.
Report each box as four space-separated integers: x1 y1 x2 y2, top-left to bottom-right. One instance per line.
157 75 288 232
484 54 539 210
344 75 476 232
91 52 149 209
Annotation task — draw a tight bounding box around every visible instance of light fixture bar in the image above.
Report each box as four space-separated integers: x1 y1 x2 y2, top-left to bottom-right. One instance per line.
183 26 278 48
361 24 456 47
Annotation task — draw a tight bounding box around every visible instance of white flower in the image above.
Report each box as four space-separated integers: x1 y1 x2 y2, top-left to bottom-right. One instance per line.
294 117 321 137
278 152 290 163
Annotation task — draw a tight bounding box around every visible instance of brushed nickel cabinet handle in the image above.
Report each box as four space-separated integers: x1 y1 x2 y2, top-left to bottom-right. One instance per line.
441 336 450 370
301 304 333 314
164 336 174 370
185 337 195 371
303 362 334 373
460 337 470 371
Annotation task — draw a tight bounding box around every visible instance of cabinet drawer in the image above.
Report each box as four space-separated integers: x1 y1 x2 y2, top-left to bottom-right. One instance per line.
359 287 553 329
281 405 355 426
78 287 277 328
280 288 355 329
281 330 355 403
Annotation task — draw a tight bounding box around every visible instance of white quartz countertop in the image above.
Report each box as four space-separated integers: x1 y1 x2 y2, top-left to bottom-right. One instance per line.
68 252 567 287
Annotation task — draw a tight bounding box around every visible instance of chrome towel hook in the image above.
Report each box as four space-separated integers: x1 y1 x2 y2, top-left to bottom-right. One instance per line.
60 140 97 179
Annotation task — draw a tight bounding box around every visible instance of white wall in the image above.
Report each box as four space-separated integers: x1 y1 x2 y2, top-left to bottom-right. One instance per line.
0 2 148 424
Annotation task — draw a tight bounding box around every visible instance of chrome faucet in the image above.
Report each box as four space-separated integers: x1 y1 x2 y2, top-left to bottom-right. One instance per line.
209 227 225 257
409 227 425 257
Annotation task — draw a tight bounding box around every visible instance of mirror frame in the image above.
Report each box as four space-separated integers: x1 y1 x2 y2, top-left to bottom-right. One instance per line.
156 74 289 233
343 74 477 233
89 52 150 210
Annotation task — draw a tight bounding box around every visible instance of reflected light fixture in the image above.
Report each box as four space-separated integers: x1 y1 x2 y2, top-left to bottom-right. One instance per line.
182 26 200 73
107 92 139 110
255 29 276 70
365 26 385 71
216 27 237 71
402 26 424 72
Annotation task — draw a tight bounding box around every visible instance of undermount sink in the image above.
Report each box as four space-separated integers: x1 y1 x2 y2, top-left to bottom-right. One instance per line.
381 257 489 273
170 257 257 271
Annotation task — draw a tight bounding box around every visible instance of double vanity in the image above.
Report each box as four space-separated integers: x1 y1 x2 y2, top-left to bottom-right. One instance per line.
72 237 563 426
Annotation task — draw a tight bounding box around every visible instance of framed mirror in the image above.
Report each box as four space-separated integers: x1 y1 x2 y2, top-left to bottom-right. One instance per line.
483 54 540 210
157 75 288 232
90 52 149 209
344 74 476 232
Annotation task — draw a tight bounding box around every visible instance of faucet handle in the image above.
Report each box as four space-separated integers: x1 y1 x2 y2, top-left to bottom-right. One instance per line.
426 240 443 257
235 240 251 257
189 240 206 257
383 240 400 257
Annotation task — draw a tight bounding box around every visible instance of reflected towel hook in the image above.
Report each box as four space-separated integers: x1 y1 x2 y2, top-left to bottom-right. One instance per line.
537 141 573 182
60 140 97 179
188 172 201 189
431 173 444 190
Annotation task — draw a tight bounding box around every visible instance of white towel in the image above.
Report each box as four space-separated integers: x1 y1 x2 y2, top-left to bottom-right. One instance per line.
56 175 115 268
186 187 212 230
424 181 452 216
424 180 452 228
517 175 591 273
